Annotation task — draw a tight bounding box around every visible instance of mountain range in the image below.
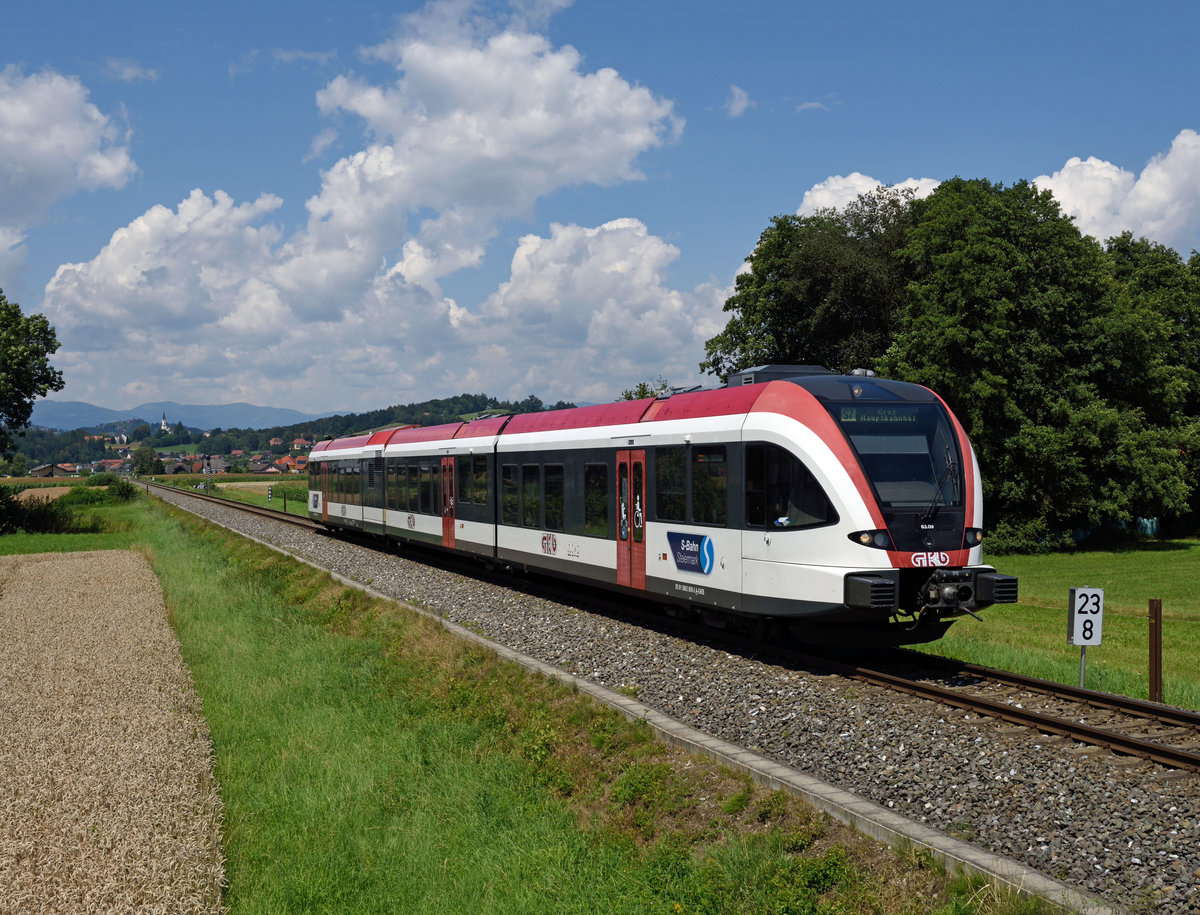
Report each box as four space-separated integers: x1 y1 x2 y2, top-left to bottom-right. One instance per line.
31 399 327 432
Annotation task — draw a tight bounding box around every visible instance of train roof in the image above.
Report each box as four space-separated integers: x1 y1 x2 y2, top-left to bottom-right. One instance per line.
310 370 937 456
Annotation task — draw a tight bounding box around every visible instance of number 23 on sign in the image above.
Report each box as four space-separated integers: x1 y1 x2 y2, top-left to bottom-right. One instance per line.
1067 587 1104 646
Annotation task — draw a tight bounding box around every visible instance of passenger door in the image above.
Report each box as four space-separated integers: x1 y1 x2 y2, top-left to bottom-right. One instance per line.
616 450 646 589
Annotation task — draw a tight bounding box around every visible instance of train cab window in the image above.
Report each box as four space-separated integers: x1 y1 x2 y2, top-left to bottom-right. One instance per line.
827 402 961 510
522 464 541 527
745 443 836 530
502 464 519 525
655 446 686 521
473 455 488 504
544 464 564 531
691 446 727 526
584 464 608 536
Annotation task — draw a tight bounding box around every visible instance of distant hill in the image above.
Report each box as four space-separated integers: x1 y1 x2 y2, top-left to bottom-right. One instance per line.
31 400 326 432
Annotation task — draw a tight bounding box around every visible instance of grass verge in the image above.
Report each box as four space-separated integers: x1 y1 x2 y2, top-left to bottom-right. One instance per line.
919 541 1200 709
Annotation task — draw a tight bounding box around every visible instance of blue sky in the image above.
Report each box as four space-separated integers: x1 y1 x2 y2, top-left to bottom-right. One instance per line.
3 0 1199 415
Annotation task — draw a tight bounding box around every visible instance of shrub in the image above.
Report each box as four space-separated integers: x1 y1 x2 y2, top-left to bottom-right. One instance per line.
108 478 138 501
0 486 19 535
8 491 74 533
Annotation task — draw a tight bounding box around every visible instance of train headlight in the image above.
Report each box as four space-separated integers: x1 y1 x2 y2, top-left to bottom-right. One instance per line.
850 530 893 550
964 528 984 547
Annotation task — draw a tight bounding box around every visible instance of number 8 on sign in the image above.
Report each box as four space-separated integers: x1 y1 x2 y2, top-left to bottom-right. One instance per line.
1067 587 1104 646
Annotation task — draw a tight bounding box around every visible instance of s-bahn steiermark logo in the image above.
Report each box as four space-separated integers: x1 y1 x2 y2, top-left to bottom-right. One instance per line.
667 532 715 575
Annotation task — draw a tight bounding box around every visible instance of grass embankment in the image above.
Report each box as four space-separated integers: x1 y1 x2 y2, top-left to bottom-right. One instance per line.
920 541 1200 709
0 492 1046 914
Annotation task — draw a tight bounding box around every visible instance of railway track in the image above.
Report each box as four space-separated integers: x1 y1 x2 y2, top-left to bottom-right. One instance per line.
788 648 1200 772
148 480 1200 773
144 481 322 530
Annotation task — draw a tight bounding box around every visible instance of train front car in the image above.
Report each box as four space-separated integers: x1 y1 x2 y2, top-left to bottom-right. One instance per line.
742 372 1018 644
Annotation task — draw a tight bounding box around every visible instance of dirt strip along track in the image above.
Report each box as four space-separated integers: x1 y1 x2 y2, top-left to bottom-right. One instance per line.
0 550 224 915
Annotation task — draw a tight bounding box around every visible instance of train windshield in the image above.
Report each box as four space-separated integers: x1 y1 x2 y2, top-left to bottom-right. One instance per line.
827 402 962 512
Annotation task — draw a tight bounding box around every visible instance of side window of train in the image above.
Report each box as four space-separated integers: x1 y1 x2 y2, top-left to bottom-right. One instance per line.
406 465 419 513
502 464 519 525
544 464 564 531
388 461 405 510
473 455 488 504
522 464 541 527
418 465 433 514
655 446 686 521
583 463 608 536
691 446 727 526
744 443 837 530
456 456 472 504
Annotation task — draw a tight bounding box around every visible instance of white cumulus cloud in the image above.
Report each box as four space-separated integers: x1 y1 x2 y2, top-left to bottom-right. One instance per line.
725 85 754 118
0 65 136 263
797 172 940 215
1035 129 1200 253
40 4 693 411
472 219 726 402
312 27 682 291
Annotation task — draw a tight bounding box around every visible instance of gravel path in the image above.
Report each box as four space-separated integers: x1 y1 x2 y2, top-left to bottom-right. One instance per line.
158 491 1200 913
0 550 224 915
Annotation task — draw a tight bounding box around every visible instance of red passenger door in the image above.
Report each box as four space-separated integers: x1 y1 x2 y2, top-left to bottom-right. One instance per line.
441 456 456 548
616 450 646 590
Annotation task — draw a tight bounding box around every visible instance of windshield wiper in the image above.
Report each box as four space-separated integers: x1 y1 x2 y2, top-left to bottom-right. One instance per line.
922 446 959 523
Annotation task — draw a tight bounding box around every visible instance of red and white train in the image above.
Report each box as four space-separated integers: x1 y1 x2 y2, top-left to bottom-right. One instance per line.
307 365 1017 644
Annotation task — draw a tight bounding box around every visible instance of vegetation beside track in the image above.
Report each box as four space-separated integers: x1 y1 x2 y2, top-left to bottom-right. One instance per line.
152 475 311 517
918 541 1200 710
0 491 1054 914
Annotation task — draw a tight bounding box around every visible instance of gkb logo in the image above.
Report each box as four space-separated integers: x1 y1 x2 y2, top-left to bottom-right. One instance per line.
667 532 715 575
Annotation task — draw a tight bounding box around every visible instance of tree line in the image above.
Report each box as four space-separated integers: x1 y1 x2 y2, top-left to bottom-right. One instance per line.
0 384 575 476
703 178 1200 552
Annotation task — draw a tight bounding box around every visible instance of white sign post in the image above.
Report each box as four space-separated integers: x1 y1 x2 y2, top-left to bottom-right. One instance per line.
1067 587 1104 688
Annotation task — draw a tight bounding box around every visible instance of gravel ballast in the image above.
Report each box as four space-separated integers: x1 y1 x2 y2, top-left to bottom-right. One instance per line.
154 491 1200 913
0 550 224 915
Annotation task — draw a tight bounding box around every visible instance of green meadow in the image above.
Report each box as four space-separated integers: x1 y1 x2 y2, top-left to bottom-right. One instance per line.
919 541 1200 710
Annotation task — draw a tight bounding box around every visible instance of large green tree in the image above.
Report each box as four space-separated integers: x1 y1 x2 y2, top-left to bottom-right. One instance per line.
132 444 164 476
706 180 1200 551
0 289 65 459
701 185 915 379
879 178 1193 549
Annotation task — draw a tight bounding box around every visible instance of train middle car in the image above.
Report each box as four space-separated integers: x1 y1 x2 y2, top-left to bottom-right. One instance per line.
307 366 1018 644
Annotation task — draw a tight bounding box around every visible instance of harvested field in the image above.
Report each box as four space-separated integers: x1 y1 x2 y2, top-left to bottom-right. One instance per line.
14 487 73 503
0 550 224 914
